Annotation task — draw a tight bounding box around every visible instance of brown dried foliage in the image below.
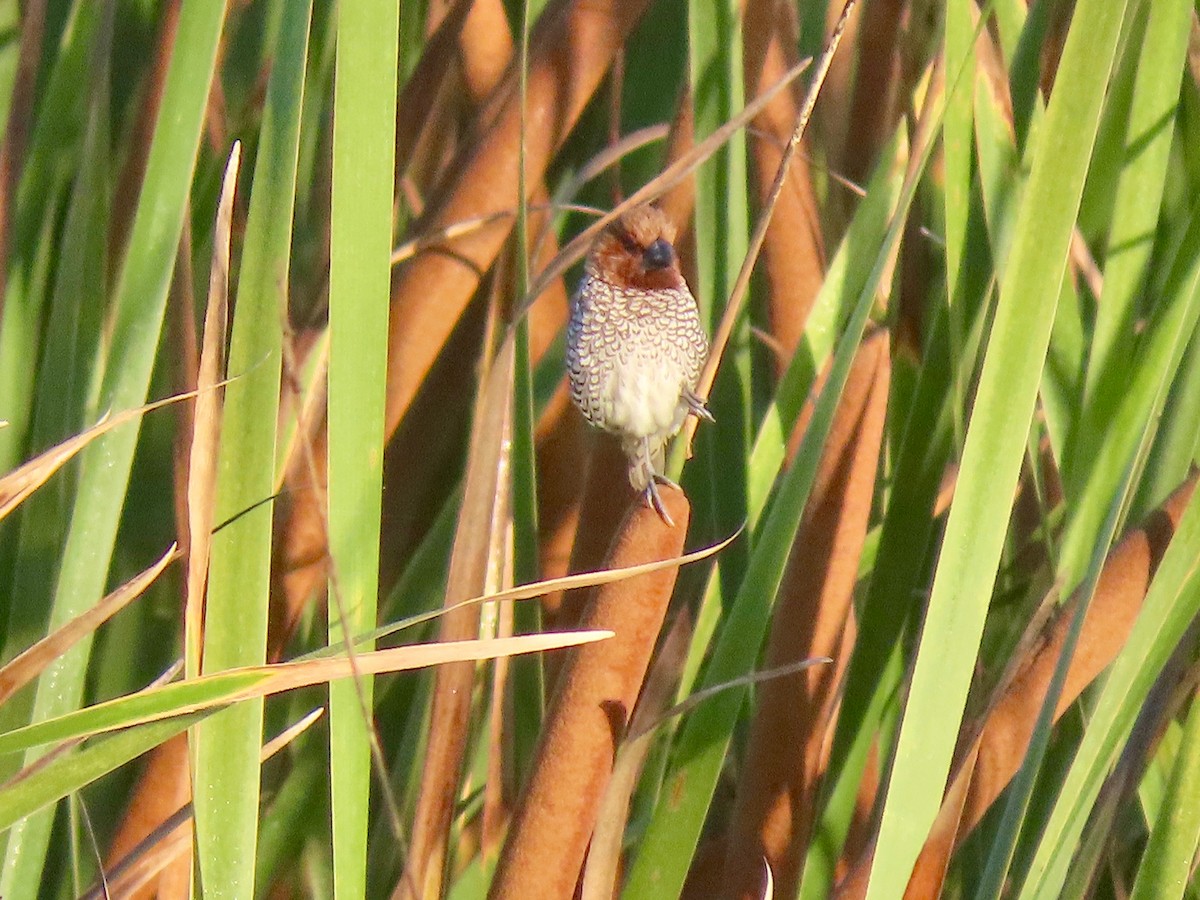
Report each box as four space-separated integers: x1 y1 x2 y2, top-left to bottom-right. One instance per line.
834 473 1199 898
743 0 826 369
488 487 691 900
839 0 905 186
397 332 519 900
719 328 891 900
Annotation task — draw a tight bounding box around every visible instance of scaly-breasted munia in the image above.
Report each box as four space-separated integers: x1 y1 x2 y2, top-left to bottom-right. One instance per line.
566 204 712 525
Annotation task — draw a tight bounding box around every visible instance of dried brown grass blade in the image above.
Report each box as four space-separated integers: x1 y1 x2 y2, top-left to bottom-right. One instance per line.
398 330 517 900
0 544 177 708
353 509 736 655
488 488 691 900
184 141 239 674
0 383 226 523
720 329 890 900
265 632 613 695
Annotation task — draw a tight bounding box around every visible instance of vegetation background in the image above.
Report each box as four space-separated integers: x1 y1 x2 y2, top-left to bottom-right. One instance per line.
0 0 1199 897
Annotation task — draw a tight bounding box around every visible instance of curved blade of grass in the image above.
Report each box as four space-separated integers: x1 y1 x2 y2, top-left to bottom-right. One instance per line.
0 714 207 835
1018 213 1200 899
0 632 614 758
0 1 229 893
0 384 223 523
357 528 742 650
192 0 313 895
862 0 1131 893
1058 0 1194 587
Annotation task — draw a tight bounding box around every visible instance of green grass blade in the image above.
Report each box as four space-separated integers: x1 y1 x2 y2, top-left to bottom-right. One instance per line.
1129 689 1200 900
1017 205 1200 900
326 0 399 891
862 0 1131 893
0 714 206 834
0 1 229 894
1021 480 1200 897
1073 0 1191 431
685 0 751 585
192 0 313 894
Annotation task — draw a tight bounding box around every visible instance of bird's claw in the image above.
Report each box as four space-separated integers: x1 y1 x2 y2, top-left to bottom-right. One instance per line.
644 475 679 528
685 388 714 423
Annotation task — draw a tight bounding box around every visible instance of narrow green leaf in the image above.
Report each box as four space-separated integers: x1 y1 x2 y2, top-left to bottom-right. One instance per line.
0 1 229 893
192 0 313 895
326 0 400 892
0 714 206 834
1130 690 1200 900
864 1 1131 893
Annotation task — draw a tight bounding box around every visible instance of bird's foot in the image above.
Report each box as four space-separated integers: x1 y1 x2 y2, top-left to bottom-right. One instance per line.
644 474 680 528
684 388 714 423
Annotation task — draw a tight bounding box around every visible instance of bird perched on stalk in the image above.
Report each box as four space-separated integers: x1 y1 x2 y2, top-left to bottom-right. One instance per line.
566 204 712 526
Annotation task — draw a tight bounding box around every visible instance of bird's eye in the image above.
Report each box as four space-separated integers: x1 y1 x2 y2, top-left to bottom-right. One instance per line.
615 230 642 255
642 238 674 270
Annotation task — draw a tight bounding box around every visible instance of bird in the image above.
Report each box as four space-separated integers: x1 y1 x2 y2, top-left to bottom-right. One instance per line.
566 204 713 526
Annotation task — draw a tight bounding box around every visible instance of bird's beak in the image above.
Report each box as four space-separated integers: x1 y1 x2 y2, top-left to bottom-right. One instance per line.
643 238 675 271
